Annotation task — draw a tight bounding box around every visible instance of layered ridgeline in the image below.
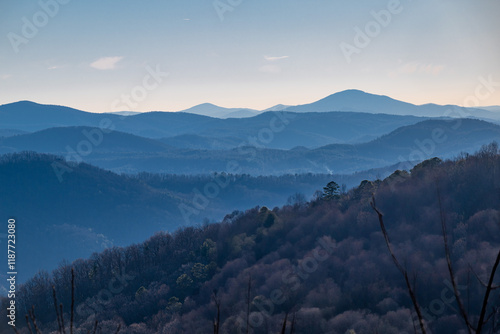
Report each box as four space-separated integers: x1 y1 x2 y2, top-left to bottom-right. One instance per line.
1 146 499 333
0 101 430 149
1 119 499 174
1 89 499 148
0 152 400 285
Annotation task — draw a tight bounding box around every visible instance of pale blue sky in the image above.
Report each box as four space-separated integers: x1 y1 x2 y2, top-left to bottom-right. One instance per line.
1 0 499 112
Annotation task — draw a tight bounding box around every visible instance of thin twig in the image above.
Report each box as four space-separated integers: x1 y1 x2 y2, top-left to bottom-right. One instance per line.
53 285 63 333
246 274 251 334
29 307 42 334
290 312 296 334
25 314 33 334
476 248 500 334
371 196 427 334
436 186 473 334
71 268 75 334
469 264 500 290
280 312 288 334
60 303 66 334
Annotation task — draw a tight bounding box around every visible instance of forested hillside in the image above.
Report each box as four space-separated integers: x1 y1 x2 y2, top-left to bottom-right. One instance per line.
3 144 499 334
0 152 394 284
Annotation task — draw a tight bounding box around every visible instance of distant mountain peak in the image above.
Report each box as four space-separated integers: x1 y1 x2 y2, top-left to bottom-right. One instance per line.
190 102 221 109
262 104 291 112
334 89 367 95
322 89 394 101
284 90 422 115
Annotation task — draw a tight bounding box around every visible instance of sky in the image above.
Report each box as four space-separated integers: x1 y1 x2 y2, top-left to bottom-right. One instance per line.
0 0 499 113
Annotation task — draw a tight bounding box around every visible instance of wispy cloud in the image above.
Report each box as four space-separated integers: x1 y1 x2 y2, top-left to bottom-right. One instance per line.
264 55 289 62
90 56 124 70
260 55 289 74
259 65 281 74
390 61 445 77
1 74 12 80
48 65 66 70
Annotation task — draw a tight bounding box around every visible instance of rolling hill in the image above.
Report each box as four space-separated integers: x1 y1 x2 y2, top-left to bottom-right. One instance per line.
84 118 500 174
0 126 173 155
2 119 498 175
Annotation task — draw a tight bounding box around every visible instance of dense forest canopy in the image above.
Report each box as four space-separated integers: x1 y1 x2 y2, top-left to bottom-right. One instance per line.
0 151 401 284
1 144 500 333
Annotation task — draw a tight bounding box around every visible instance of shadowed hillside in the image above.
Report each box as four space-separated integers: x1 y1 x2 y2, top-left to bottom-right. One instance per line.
3 144 499 333
0 152 398 286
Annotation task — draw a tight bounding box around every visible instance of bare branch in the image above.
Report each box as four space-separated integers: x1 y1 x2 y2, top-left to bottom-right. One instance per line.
28 307 42 334
25 314 33 334
290 312 296 334
370 197 404 274
53 285 63 333
246 274 252 334
436 186 473 334
469 264 500 290
212 290 221 334
71 268 75 334
371 195 427 334
60 303 66 334
476 248 500 334
281 312 288 334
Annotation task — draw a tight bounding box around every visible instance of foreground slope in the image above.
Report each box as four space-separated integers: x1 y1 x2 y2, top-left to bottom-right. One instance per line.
4 146 499 333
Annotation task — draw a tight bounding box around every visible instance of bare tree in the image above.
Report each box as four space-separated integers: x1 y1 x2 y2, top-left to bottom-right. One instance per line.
371 196 427 334
280 312 289 334
372 191 500 334
212 289 221 334
437 187 472 334
246 275 252 334
21 267 120 334
436 185 500 334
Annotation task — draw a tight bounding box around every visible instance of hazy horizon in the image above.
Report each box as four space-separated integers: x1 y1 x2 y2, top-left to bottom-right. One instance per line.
1 0 499 112
1 88 499 115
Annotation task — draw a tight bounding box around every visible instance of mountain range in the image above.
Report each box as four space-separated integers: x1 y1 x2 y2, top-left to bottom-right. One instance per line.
1 118 498 175
1 90 499 175
0 110 428 150
1 90 499 131
115 90 500 120
2 89 500 300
